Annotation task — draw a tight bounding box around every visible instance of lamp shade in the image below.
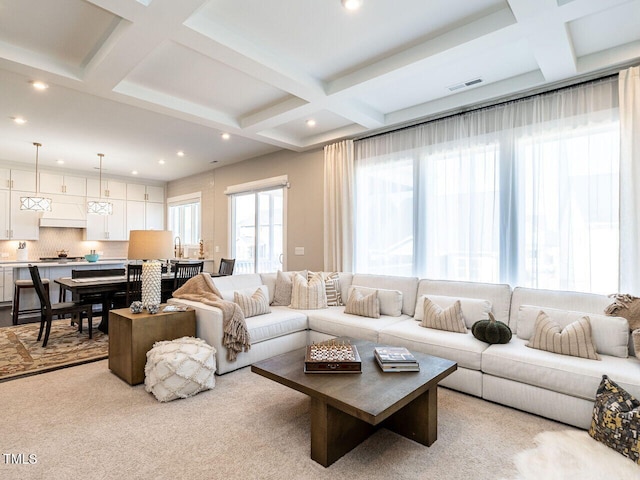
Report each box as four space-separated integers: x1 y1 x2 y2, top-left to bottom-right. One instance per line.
127 230 173 260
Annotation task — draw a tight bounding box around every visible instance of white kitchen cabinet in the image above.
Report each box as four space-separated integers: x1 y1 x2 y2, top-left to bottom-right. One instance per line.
87 178 126 200
0 168 10 190
3 267 13 302
10 170 36 191
9 190 39 240
0 191 9 239
126 200 165 233
126 183 164 203
85 198 127 241
145 202 164 230
40 172 86 196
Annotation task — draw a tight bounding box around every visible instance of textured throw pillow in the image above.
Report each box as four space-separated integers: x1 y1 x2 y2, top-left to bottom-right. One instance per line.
420 298 467 333
271 270 306 306
605 294 640 331
347 286 403 317
307 271 343 306
589 375 640 464
344 289 380 319
414 294 492 328
526 311 600 360
290 272 327 310
234 287 271 318
633 329 640 360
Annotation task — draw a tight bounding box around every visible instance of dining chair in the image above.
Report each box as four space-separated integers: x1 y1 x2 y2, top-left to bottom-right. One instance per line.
173 262 204 292
70 268 126 313
126 264 143 305
218 258 235 276
29 265 94 347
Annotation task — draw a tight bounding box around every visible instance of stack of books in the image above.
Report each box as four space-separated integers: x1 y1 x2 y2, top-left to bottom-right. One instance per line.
374 346 420 372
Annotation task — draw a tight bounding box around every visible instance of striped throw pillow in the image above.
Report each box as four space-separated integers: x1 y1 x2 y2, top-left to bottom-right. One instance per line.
272 270 307 306
344 289 380 319
234 287 271 318
527 311 600 360
290 272 327 310
307 271 343 306
421 298 467 333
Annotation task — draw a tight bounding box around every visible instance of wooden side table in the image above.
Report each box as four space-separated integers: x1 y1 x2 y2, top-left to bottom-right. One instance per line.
108 305 196 385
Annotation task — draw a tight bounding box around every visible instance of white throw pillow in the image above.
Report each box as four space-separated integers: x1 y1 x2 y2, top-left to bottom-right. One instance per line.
517 305 629 358
272 270 308 306
234 287 271 318
221 284 269 303
414 294 492 328
307 271 343 306
347 286 403 317
344 289 380 319
290 272 327 310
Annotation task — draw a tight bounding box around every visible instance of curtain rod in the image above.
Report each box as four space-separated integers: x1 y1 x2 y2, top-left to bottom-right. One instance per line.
355 61 638 143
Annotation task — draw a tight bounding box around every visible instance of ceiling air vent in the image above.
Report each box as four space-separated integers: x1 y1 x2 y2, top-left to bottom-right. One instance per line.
447 78 483 92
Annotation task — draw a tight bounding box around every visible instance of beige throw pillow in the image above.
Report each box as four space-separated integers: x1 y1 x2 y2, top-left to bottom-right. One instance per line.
344 289 380 319
526 311 600 360
271 270 306 306
234 288 270 318
307 271 343 306
421 298 467 333
290 272 327 310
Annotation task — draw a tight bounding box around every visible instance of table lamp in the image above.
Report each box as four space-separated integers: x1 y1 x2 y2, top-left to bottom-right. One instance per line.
127 230 173 308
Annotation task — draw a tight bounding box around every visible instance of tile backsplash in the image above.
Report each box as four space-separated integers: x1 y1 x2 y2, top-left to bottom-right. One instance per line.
0 228 128 261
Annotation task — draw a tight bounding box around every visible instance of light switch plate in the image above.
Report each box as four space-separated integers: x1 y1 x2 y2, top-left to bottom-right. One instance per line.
294 247 305 256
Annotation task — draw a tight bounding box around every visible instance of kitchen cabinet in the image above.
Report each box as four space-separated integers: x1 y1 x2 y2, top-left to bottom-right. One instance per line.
126 183 164 203
9 170 36 191
1 191 40 240
2 267 13 302
85 198 127 241
0 191 9 240
0 168 9 190
145 201 164 230
126 200 165 233
40 172 86 196
87 178 126 200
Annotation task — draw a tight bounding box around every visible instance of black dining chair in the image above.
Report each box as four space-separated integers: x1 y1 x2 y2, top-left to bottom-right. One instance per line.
29 265 94 347
218 258 235 276
126 264 143 305
173 262 204 291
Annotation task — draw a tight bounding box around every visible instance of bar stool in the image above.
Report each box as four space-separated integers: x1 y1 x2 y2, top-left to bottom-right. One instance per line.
12 279 50 325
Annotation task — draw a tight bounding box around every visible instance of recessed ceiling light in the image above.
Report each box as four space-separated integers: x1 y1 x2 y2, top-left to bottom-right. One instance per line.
221 133 230 140
306 119 316 127
56 159 64 165
341 0 362 11
31 81 49 91
131 170 138 175
177 150 185 157
11 117 27 125
159 159 165 165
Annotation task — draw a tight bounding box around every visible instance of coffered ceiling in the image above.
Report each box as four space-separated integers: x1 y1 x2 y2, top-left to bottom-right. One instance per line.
0 0 638 181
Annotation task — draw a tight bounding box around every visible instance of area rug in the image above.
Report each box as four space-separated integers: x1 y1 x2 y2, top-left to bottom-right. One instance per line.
0 319 108 382
506 430 640 480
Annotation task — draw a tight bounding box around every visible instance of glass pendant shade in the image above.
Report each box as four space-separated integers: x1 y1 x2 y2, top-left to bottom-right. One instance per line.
21 142 52 212
87 200 113 215
87 153 113 215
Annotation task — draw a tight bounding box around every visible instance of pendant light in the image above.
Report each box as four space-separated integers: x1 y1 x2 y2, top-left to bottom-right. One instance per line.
20 142 52 211
87 153 113 215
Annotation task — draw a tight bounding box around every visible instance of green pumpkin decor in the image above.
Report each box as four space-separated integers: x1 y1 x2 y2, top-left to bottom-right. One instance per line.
472 312 512 344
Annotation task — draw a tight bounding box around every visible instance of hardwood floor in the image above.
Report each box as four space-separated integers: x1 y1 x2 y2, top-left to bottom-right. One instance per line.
0 305 39 328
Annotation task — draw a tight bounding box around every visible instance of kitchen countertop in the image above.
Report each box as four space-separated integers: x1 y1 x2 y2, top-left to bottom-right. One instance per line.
0 259 127 268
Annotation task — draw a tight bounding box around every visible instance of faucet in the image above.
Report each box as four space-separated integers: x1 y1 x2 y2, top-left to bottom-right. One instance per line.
174 236 183 258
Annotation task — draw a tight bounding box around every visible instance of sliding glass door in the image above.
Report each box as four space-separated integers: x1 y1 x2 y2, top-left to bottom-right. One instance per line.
231 187 284 273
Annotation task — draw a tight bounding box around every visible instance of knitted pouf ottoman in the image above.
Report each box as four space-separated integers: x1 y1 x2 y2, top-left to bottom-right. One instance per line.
145 336 216 402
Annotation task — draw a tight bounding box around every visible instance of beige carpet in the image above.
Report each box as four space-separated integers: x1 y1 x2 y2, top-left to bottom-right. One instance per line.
0 359 621 480
0 319 107 382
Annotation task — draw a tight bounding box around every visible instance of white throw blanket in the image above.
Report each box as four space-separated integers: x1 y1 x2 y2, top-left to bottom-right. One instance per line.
172 273 250 361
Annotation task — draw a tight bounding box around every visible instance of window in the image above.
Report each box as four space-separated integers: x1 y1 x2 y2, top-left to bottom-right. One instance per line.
354 77 620 294
227 176 287 274
167 192 201 248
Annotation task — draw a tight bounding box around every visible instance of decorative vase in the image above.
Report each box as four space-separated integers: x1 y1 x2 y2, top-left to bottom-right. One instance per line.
141 260 162 308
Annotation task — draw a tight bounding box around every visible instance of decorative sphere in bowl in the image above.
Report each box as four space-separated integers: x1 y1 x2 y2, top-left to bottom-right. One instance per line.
85 253 100 262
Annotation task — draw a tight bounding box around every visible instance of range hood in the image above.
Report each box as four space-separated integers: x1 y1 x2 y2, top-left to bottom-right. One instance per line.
39 194 87 228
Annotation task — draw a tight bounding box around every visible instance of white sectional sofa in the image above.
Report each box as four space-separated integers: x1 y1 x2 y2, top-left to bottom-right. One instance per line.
169 272 640 430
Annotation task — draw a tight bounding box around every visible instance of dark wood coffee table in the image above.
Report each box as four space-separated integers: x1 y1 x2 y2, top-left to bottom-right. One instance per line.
251 337 457 467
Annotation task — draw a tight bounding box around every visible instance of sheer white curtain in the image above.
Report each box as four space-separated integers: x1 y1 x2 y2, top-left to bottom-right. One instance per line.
619 66 640 293
354 77 621 293
324 140 354 272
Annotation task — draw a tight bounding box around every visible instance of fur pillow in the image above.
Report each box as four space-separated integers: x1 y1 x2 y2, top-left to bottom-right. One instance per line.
605 294 640 331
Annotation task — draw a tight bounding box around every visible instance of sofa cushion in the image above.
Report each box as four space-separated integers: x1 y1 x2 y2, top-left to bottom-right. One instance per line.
347 285 402 317
213 274 263 301
415 294 492 329
379 319 488 371
526 312 600 360
518 305 629 358
234 287 270 318
421 298 467 333
344 289 380 318
482 338 640 401
306 307 409 342
351 274 419 316
290 272 327 310
246 306 308 344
